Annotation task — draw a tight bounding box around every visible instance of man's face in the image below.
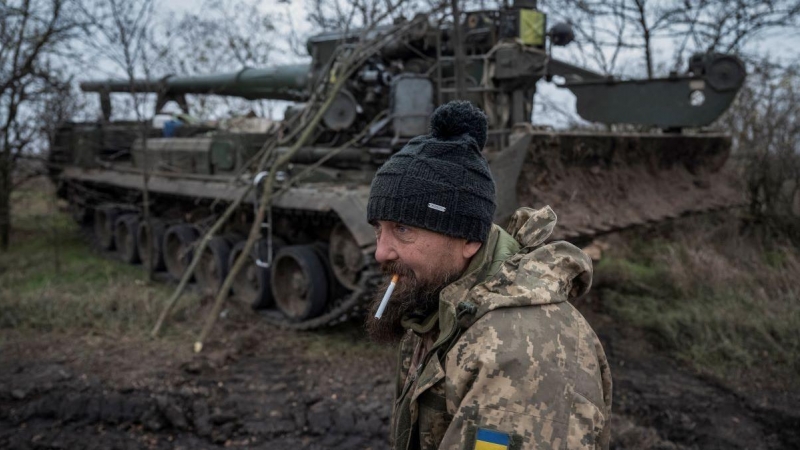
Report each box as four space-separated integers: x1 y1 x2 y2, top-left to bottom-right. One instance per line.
365 220 481 343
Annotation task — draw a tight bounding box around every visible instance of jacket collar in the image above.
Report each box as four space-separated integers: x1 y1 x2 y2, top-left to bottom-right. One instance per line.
401 221 520 342
402 206 593 346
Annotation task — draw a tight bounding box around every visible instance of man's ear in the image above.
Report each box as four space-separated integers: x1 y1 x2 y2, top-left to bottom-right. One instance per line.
463 241 482 259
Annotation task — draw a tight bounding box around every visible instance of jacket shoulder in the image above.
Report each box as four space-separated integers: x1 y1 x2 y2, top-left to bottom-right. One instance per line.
442 304 610 448
449 302 593 387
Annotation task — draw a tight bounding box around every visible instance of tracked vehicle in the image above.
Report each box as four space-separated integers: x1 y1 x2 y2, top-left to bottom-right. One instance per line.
49 1 745 329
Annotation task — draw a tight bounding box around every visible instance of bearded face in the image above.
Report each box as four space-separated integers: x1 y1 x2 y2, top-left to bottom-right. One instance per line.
365 221 482 344
365 260 459 344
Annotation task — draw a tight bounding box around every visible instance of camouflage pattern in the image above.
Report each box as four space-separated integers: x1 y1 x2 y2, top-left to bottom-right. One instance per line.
390 206 612 450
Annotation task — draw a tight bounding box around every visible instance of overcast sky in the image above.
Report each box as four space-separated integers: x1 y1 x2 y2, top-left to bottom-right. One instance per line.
89 0 800 127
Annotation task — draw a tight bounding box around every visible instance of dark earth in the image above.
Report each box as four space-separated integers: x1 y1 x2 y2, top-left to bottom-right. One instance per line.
2 295 799 449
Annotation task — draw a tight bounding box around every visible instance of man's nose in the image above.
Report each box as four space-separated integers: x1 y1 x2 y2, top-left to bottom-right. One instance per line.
374 234 398 263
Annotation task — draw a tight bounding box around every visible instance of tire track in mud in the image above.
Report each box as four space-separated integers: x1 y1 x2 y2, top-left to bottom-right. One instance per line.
581 299 800 450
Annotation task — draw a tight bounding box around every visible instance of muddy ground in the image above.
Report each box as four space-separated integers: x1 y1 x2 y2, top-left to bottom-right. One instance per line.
1 296 799 450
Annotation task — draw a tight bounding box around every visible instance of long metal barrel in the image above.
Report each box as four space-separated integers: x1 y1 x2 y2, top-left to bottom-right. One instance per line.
80 64 312 102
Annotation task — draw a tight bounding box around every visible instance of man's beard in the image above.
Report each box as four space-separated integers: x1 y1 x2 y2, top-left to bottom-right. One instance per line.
365 261 459 344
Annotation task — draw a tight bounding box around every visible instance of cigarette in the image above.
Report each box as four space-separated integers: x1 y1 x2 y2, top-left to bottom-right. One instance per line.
374 274 399 319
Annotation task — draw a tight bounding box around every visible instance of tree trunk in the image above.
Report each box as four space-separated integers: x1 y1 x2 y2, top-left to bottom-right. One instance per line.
634 0 654 79
139 120 154 281
0 150 11 251
644 30 653 79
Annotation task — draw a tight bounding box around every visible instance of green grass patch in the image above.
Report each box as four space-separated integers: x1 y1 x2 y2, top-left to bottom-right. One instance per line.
596 222 800 385
1 182 197 338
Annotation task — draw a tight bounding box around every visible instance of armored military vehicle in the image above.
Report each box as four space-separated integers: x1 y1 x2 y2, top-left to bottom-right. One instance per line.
49 1 745 329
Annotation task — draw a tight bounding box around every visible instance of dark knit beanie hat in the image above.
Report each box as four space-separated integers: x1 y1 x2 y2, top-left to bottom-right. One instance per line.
367 101 496 243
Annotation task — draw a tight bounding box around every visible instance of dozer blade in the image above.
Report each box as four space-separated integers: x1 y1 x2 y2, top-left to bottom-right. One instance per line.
513 131 743 241
565 78 740 129
552 53 746 129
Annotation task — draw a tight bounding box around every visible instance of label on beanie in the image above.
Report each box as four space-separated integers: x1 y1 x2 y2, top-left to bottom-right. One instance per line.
428 203 446 212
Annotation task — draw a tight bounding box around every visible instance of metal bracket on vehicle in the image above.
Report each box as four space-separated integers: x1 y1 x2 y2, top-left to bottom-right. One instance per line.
253 171 274 269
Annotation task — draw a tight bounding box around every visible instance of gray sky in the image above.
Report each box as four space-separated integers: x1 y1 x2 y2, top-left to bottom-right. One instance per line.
89 0 800 127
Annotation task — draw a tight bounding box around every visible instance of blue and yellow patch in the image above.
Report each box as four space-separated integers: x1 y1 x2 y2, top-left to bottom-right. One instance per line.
474 428 510 450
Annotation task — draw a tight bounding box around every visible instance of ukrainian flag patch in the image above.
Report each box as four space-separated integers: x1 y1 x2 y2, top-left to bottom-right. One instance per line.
474 428 510 450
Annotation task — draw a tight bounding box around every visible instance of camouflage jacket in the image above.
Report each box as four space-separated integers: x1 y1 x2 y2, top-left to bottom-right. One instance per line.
390 207 612 450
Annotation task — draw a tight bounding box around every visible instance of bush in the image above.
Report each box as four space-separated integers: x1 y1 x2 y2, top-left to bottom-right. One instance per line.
722 62 800 241
596 216 800 387
0 181 194 338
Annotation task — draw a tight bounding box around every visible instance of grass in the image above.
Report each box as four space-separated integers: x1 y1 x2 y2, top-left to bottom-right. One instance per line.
1 179 382 359
10 180 795 385
301 321 391 360
595 216 800 387
0 180 197 339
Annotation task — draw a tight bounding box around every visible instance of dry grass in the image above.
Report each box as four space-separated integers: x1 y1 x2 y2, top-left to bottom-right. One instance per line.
0 179 381 359
0 180 200 340
595 214 800 387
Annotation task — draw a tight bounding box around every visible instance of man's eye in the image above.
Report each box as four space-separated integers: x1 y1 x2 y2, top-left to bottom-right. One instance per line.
394 224 417 242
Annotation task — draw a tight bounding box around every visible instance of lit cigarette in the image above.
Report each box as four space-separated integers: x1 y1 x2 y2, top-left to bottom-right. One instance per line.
374 274 399 319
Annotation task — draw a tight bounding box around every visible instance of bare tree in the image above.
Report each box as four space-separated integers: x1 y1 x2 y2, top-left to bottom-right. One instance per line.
156 0 282 120
0 0 84 251
723 61 800 238
543 0 800 78
667 1 800 58
306 0 431 31
161 0 429 120
80 0 158 277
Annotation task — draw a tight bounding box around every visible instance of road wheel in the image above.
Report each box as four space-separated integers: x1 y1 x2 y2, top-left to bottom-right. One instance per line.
94 206 120 250
114 215 141 264
70 203 92 225
137 219 166 271
271 245 329 321
230 239 283 310
328 223 363 290
312 242 347 300
163 224 199 281
194 236 233 296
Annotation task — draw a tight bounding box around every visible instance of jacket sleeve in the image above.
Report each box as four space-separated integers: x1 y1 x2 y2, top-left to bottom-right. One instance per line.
438 307 610 450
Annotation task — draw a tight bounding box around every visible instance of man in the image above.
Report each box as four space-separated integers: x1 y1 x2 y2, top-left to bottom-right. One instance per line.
365 101 612 450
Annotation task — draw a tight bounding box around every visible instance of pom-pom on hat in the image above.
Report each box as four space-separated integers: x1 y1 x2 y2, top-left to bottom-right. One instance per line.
367 101 496 243
429 100 488 149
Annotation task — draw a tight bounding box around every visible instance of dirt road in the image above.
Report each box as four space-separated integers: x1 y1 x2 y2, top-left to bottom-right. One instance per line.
2 301 798 449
